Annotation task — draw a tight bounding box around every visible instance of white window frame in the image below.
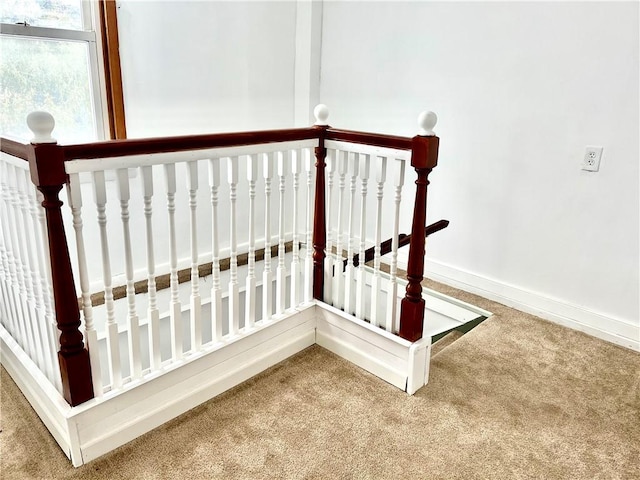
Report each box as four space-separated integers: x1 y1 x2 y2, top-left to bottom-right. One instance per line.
0 1 110 141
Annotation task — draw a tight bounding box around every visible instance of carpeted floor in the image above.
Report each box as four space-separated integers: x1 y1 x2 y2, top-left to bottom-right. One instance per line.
1 280 639 479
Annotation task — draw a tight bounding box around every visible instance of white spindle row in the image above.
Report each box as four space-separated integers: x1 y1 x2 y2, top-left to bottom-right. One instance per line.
0 154 60 392
322 142 410 334
63 142 315 394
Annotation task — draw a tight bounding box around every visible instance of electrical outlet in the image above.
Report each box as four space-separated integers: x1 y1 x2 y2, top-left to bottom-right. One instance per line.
582 146 603 172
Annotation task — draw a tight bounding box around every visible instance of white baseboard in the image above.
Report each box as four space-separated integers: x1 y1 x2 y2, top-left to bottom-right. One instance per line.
397 253 639 351
315 303 431 394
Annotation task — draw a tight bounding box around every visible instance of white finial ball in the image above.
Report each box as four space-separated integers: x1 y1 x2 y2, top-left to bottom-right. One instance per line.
27 111 57 144
314 104 329 126
417 111 437 136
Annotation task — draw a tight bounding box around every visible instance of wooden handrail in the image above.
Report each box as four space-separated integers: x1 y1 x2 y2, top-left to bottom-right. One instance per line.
3 127 415 161
325 128 413 150
0 137 30 160
62 128 320 160
345 220 450 270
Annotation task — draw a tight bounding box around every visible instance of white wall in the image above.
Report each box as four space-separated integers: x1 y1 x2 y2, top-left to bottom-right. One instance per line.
108 1 639 349
117 1 298 137
319 1 639 348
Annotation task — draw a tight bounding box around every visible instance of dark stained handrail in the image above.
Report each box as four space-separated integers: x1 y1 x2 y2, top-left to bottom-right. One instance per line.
343 219 450 270
0 137 30 160
325 128 413 150
3 126 415 161
61 127 322 160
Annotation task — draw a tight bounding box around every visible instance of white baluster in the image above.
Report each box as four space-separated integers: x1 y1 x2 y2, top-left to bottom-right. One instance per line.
140 165 160 369
116 168 141 379
355 154 371 319
187 161 202 351
344 152 359 314
290 149 301 309
275 151 287 315
7 164 35 358
0 162 15 335
332 151 348 309
323 149 336 303
15 167 43 368
67 173 102 395
227 156 240 336
262 153 274 322
303 148 314 303
386 158 406 333
0 212 10 331
1 166 17 337
208 159 222 341
2 163 24 341
25 169 55 382
164 163 182 360
93 170 122 388
370 156 387 328
245 155 257 330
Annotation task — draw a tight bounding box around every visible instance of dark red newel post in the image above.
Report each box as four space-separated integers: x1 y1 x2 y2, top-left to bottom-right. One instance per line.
312 105 329 301
26 112 94 406
399 112 440 342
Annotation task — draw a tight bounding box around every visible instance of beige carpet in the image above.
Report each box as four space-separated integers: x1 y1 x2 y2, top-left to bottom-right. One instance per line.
1 280 639 479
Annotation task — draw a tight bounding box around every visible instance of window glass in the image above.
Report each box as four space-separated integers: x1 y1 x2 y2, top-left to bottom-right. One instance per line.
1 0 83 30
0 36 96 143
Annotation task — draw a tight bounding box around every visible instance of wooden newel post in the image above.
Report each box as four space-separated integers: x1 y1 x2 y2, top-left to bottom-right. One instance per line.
26 112 94 406
399 112 439 342
312 104 329 300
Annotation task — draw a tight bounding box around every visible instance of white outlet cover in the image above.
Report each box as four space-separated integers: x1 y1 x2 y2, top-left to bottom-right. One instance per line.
582 146 603 172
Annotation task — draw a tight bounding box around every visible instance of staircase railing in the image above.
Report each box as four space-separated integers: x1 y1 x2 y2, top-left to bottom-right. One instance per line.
0 106 442 407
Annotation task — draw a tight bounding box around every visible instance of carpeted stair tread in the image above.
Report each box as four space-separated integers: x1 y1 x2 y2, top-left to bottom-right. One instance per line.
430 330 464 357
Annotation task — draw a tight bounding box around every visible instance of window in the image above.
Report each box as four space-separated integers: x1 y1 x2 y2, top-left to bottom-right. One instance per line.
0 0 126 143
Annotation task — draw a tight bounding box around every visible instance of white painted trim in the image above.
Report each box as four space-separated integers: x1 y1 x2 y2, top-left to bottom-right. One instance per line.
0 23 95 42
315 303 431 393
397 253 640 351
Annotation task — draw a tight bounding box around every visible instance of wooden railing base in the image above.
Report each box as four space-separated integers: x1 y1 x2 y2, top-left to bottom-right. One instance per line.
58 350 94 406
398 297 425 342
